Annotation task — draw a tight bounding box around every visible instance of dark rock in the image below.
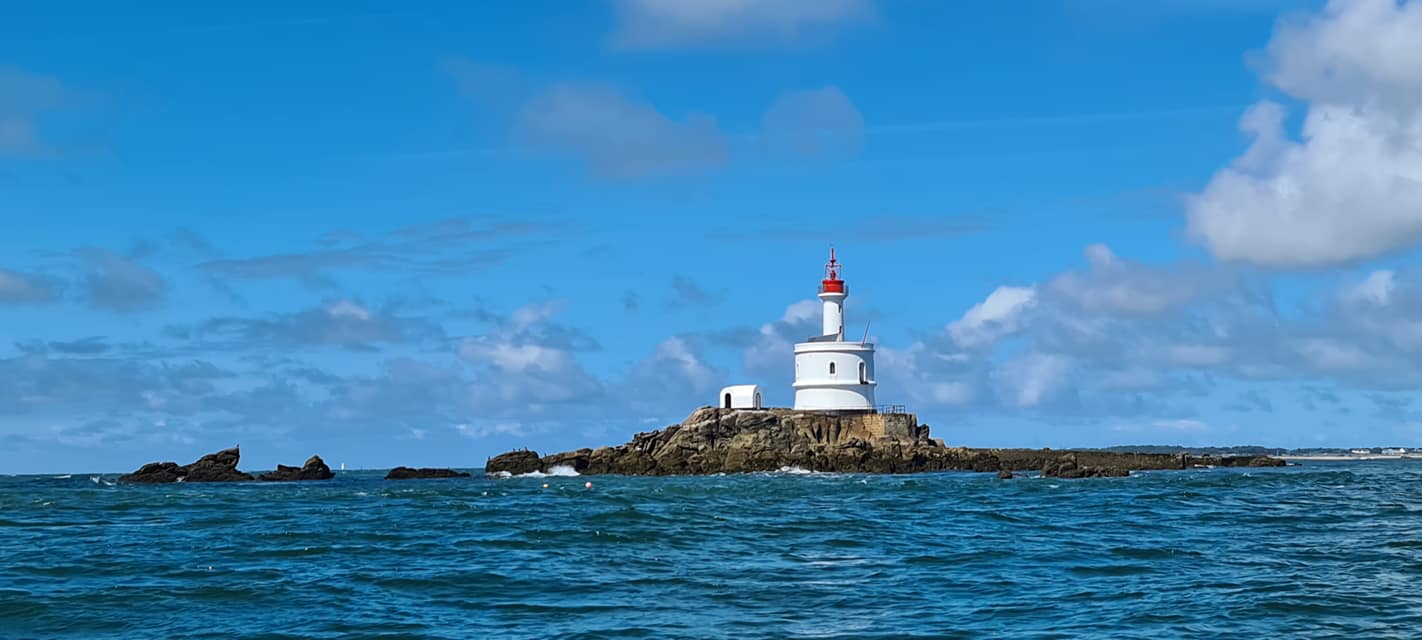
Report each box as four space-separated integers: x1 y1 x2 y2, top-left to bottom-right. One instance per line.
120 462 184 484
181 447 254 482
385 467 472 480
1231 455 1288 468
541 449 593 473
485 450 543 476
120 446 254 483
258 455 335 481
997 469 1014 480
1041 455 1131 479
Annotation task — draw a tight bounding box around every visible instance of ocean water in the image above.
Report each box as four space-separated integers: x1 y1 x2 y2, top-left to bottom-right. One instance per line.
3 462 1421 639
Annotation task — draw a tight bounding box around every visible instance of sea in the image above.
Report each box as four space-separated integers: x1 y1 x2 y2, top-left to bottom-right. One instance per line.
2 461 1421 639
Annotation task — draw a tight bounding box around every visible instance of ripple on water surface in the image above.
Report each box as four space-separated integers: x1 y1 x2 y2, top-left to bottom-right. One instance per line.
2 463 1422 638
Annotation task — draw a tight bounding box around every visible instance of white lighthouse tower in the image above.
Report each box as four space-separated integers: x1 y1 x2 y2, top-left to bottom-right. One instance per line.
793 249 877 412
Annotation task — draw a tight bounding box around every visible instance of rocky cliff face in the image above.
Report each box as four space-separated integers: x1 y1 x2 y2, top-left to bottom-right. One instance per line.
485 407 1286 478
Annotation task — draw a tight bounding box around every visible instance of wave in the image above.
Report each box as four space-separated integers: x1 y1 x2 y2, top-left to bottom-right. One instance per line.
489 465 582 479
53 475 72 479
516 465 580 478
776 466 817 475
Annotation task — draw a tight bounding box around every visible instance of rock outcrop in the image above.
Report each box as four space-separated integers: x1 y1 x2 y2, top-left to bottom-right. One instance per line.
384 467 472 480
485 450 542 476
1041 455 1129 479
258 455 335 481
485 407 1287 478
120 446 255 483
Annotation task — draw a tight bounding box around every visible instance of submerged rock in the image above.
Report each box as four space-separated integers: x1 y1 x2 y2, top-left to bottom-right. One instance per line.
385 467 472 480
996 469 1015 480
258 455 335 481
485 407 1288 478
120 446 254 483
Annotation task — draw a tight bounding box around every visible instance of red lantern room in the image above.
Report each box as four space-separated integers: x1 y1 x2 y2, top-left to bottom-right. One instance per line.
821 248 845 294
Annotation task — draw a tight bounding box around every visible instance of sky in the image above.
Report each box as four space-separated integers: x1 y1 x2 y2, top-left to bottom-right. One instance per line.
4 0 1422 473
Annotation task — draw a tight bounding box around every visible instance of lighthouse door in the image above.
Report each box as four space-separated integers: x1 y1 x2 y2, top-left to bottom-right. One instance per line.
724 393 732 408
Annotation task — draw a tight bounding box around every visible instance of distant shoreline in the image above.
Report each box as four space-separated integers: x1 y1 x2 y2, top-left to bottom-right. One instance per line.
1279 455 1418 461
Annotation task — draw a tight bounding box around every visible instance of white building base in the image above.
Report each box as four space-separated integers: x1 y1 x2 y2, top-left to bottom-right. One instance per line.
792 341 876 411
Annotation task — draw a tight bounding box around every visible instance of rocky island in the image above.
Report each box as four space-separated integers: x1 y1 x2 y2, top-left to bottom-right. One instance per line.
257 455 335 481
384 466 472 480
119 447 335 483
486 407 1285 478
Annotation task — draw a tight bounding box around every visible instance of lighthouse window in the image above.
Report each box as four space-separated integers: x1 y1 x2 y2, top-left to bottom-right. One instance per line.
829 362 836 375
859 362 867 384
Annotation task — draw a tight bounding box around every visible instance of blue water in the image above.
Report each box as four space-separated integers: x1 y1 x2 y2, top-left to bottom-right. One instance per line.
2 462 1421 638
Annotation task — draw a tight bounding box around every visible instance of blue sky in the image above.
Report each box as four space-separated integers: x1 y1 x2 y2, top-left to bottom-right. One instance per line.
5 0 1422 473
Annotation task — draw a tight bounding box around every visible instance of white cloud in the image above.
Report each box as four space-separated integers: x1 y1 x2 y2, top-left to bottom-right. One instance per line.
1153 418 1208 432
993 353 1071 408
1112 418 1211 434
924 381 977 406
1266 0 1422 109
0 66 66 157
1048 244 1230 315
515 83 726 179
650 336 719 392
1292 337 1379 372
1348 269 1396 305
744 300 821 377
456 302 605 407
623 335 724 415
1165 344 1233 367
454 422 527 439
78 249 168 313
611 0 871 49
761 86 864 159
1186 0 1422 267
0 267 60 305
948 285 1036 348
326 300 373 321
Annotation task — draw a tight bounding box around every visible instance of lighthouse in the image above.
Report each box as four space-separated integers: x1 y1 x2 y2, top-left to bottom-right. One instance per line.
792 249 877 411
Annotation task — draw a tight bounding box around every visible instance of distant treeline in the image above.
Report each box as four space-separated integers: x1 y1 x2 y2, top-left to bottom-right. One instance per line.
1095 445 1287 455
1096 445 1413 455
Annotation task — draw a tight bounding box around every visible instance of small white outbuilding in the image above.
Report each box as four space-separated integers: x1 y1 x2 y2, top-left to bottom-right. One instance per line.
718 385 763 409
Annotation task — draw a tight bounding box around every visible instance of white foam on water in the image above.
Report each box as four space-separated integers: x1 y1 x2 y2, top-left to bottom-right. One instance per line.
776 466 817 475
491 471 512 479
515 465 580 478
54 474 71 479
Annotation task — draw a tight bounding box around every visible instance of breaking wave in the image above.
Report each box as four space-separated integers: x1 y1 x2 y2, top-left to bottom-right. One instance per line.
516 465 580 478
